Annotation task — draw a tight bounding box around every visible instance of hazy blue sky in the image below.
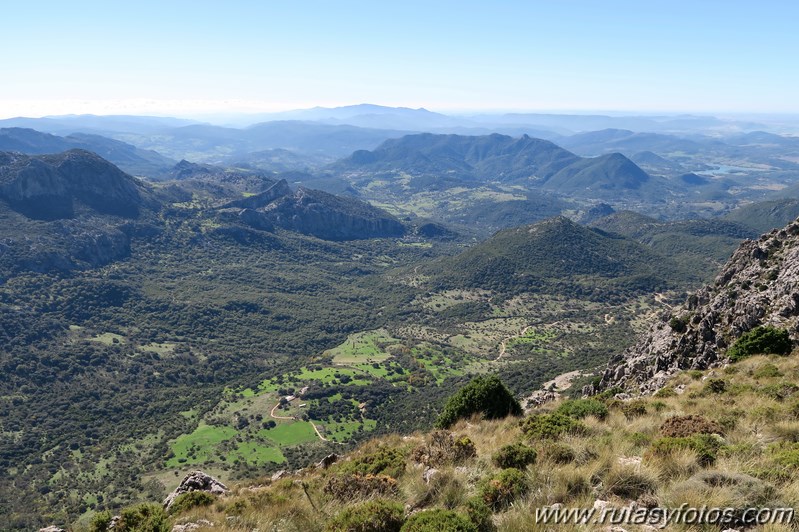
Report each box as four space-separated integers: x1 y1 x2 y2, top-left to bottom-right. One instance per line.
2 0 798 117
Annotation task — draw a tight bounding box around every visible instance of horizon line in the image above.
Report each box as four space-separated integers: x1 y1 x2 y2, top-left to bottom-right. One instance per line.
3 100 799 122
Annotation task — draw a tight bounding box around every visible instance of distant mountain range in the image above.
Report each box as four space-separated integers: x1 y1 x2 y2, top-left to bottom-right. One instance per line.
559 128 712 156
232 104 790 135
3 108 799 225
332 132 667 200
0 127 175 177
246 103 464 131
0 114 198 135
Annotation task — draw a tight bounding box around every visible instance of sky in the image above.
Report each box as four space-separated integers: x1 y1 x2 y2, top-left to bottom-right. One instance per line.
2 0 798 118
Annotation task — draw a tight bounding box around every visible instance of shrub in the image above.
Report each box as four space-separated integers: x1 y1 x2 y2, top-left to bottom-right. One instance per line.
703 378 727 394
727 326 792 362
492 443 537 469
436 375 522 428
650 401 667 412
760 383 799 401
753 363 782 379
326 499 405 532
340 445 408 478
660 415 723 438
789 399 799 419
650 434 724 466
411 430 476 467
772 442 799 469
654 386 676 398
555 398 609 420
224 499 248 515
520 413 585 440
324 473 399 500
719 442 760 460
116 503 169 532
542 442 576 464
628 432 652 447
479 468 528 511
669 316 688 333
167 490 215 515
89 511 112 532
400 509 477 532
595 386 625 400
620 400 648 419
463 498 495 532
717 412 741 432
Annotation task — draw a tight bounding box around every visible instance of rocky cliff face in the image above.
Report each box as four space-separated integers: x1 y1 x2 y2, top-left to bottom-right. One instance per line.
0 151 148 277
223 179 293 210
230 184 405 241
596 218 799 394
0 150 143 219
265 187 405 241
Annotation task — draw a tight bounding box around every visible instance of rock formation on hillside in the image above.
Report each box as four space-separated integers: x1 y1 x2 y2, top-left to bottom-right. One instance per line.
0 150 143 220
228 182 405 241
163 471 228 510
595 218 799 394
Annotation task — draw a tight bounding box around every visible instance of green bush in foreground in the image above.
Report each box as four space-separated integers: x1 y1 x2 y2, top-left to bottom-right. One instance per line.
650 434 725 466
436 375 522 429
326 499 405 532
772 442 799 469
400 509 477 532
542 441 577 463
520 412 585 440
167 490 215 515
116 503 169 532
555 398 609 420
492 443 537 469
412 430 476 467
727 326 792 362
616 399 647 419
754 363 782 379
479 468 528 511
89 511 112 532
463 497 496 532
340 445 408 478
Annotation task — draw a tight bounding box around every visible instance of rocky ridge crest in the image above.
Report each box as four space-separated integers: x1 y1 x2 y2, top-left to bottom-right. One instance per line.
595 218 799 394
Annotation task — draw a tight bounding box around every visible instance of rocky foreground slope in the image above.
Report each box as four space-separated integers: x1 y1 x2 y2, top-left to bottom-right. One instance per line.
596 217 799 394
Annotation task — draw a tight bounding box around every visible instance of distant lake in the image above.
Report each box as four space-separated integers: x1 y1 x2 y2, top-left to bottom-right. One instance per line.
695 164 752 176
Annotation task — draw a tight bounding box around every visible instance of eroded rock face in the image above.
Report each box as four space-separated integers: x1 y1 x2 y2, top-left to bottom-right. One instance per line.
223 179 292 210
233 185 405 241
0 150 142 220
596 220 799 394
163 471 229 510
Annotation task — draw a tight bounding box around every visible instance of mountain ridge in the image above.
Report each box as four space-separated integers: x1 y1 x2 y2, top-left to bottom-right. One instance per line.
0 127 175 177
596 216 799 394
333 132 660 200
0 149 145 220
